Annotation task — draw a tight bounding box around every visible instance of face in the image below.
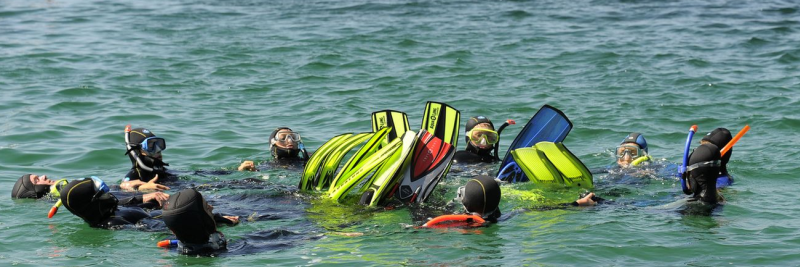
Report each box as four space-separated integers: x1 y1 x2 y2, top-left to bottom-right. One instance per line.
30 174 55 185
273 129 298 149
468 123 495 149
616 144 641 167
140 149 163 160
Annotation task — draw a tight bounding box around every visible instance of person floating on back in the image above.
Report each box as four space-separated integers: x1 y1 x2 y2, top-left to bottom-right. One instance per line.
11 174 67 200
59 177 169 228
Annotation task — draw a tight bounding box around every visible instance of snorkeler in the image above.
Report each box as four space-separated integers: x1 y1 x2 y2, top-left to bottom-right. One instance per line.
59 177 171 228
453 116 501 164
615 132 651 168
160 188 239 255
423 175 598 228
121 126 172 191
458 175 503 222
615 133 650 168
683 142 723 204
238 127 310 171
699 128 733 178
11 174 67 199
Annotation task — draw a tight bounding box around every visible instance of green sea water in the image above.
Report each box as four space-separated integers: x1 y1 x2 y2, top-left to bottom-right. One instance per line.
2 0 799 265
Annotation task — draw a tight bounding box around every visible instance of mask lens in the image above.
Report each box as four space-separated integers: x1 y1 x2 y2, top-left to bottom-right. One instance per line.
616 145 641 158
468 129 498 145
275 132 301 143
142 137 166 154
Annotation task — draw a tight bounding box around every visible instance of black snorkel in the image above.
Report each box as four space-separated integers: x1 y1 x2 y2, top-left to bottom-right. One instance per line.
492 119 516 161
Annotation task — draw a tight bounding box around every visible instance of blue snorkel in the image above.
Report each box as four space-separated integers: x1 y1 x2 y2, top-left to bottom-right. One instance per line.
678 125 697 194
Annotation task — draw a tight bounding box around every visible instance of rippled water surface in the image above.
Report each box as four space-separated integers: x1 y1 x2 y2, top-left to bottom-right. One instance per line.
2 0 799 265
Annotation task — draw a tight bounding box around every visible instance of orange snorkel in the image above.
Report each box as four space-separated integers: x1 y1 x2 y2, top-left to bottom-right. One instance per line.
720 125 750 157
48 200 62 218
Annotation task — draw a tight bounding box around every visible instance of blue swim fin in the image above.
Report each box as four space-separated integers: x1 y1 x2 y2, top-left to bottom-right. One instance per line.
497 105 573 182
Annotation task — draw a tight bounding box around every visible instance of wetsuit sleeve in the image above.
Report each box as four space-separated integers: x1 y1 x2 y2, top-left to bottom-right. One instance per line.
453 150 495 164
101 217 133 228
124 169 141 181
118 195 144 206
102 207 150 227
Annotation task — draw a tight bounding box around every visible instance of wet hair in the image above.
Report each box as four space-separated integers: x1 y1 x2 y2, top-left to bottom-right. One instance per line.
162 188 218 245
269 127 302 159
687 143 722 204
461 175 502 222
702 128 733 176
464 116 495 155
60 178 118 226
620 132 648 153
11 174 50 199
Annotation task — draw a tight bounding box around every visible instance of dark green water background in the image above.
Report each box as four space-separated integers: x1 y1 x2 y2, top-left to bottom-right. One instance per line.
2 0 799 265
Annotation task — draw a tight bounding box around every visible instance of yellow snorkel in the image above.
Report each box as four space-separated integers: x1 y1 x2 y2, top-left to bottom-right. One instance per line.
47 179 68 218
631 155 651 166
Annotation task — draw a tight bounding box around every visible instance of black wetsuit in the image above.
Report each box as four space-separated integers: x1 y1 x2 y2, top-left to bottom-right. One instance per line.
125 167 176 183
452 150 497 164
95 193 236 229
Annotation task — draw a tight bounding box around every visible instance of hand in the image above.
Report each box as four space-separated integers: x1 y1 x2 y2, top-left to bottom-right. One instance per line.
223 215 240 225
576 192 597 206
121 180 146 191
238 161 256 171
143 192 170 207
137 174 170 191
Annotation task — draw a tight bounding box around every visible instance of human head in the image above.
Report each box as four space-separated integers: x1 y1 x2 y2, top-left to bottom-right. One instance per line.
162 188 218 245
269 127 302 159
701 128 732 173
458 175 502 222
11 174 53 199
464 116 497 153
60 177 118 226
687 143 722 204
125 127 167 172
616 132 648 167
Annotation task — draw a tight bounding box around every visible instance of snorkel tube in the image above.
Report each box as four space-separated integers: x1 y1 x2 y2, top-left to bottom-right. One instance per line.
721 125 750 157
631 155 651 166
47 179 68 218
48 200 62 218
299 142 310 163
492 119 516 161
679 125 698 194
125 124 158 173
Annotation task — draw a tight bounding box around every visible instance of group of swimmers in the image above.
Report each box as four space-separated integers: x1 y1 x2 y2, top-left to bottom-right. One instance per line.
11 115 737 255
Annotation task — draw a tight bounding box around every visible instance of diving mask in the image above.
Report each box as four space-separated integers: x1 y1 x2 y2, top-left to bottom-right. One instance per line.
141 137 166 155
616 144 644 159
274 132 302 143
90 176 111 200
467 128 498 145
